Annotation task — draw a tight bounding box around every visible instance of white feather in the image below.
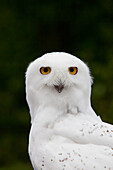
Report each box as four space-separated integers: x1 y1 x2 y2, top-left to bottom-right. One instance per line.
26 52 113 170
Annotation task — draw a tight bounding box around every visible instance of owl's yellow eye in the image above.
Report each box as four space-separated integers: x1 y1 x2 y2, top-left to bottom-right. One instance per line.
40 67 51 75
68 67 78 75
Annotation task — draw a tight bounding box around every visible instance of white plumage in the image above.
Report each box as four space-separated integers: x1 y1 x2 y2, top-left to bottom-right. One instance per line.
26 52 113 170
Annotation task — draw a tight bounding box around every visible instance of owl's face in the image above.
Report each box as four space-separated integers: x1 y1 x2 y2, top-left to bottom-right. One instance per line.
26 52 92 121
26 52 92 95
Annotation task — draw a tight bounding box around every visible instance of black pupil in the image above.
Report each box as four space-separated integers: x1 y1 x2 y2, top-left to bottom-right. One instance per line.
44 67 48 72
70 67 74 72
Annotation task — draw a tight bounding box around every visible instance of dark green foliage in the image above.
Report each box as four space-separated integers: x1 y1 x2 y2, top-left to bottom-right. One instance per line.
0 0 113 169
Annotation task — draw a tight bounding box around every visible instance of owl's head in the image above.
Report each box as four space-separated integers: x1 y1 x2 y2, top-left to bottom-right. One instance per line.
26 52 93 121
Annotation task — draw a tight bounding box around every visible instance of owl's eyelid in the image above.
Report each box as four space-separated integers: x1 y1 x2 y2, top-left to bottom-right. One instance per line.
69 66 78 68
40 66 51 69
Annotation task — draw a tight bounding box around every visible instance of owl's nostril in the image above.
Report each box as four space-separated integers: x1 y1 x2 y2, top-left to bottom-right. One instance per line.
54 84 64 93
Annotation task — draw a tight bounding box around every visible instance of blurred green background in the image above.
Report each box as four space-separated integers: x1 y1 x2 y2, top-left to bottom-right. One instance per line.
0 0 113 169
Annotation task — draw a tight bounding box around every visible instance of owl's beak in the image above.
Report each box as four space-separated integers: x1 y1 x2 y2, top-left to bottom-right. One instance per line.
54 82 64 93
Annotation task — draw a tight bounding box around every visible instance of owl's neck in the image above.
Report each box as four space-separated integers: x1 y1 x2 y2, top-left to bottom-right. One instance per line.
31 96 98 125
28 84 98 124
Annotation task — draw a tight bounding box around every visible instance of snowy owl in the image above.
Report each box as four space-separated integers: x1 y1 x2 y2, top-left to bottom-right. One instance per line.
26 52 113 170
